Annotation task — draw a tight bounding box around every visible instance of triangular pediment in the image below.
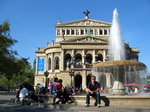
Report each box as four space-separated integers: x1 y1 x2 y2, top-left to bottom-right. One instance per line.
56 19 111 27
60 36 108 43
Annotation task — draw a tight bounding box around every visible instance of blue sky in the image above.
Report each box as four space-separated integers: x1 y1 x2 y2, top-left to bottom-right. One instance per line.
0 0 150 70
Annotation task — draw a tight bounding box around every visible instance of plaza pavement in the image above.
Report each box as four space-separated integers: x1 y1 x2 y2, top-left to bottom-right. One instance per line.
0 94 150 112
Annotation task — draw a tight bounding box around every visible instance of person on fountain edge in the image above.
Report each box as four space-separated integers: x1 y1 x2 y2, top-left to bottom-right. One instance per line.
85 75 101 107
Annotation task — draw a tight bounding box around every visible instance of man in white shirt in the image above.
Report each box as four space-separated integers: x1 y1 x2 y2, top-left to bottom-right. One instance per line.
19 83 29 102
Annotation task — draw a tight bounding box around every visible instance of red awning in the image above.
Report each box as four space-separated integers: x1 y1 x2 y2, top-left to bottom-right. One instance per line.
124 83 139 86
144 85 150 87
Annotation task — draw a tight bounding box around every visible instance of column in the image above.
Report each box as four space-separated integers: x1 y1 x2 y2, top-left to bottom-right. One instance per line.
51 53 54 72
82 70 87 90
36 57 38 74
82 50 85 68
98 29 100 36
46 54 49 71
79 29 81 36
72 75 75 87
92 50 95 63
44 56 47 72
107 29 109 36
61 49 64 71
93 29 95 36
103 50 106 62
71 49 74 68
102 29 104 36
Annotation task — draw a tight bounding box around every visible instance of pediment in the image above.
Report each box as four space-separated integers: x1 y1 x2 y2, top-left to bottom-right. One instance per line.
56 19 111 27
61 36 108 43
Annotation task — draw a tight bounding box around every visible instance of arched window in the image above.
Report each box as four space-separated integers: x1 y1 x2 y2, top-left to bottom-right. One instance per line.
96 54 103 62
64 54 71 68
75 54 82 63
75 54 82 68
48 58 51 70
54 57 59 70
85 54 92 68
85 54 92 64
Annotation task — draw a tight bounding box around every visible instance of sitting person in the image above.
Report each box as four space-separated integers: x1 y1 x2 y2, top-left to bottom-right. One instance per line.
85 75 101 107
36 83 46 94
19 82 29 105
52 79 64 104
62 87 75 104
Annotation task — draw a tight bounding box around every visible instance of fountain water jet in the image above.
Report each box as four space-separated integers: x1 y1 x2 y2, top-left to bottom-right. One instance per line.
92 9 147 95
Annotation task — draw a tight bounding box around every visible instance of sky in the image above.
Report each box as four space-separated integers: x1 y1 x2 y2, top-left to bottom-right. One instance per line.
0 0 150 71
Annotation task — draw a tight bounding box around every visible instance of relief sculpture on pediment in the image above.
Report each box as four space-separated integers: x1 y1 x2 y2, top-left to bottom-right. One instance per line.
76 37 102 43
69 21 108 26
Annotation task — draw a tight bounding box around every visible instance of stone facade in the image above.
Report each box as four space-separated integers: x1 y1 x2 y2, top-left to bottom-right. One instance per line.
35 17 139 90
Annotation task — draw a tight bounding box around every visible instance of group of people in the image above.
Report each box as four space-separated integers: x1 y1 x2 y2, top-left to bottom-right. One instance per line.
50 78 75 105
46 75 101 107
16 82 38 105
16 75 101 107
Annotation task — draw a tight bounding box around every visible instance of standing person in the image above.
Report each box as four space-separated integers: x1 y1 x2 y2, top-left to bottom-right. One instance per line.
50 77 58 94
53 79 64 104
85 75 101 107
48 81 52 93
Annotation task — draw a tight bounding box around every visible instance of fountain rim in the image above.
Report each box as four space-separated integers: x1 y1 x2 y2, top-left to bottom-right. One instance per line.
93 60 147 68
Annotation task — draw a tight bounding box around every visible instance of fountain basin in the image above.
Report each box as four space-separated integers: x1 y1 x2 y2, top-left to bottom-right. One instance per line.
92 60 147 95
93 60 146 69
37 94 150 107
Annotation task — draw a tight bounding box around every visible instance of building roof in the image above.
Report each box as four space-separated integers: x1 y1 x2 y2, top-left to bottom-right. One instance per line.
55 18 111 27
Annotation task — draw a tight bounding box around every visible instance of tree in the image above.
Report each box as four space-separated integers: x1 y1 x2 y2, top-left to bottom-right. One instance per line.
0 20 17 75
0 21 33 92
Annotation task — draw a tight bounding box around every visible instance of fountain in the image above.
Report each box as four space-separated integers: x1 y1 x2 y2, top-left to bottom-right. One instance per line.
92 9 147 95
36 9 150 107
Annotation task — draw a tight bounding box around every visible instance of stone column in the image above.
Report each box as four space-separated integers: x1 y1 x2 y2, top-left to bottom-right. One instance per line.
82 50 85 68
61 49 64 71
44 56 47 72
72 75 75 87
93 29 95 36
36 57 39 74
79 29 81 36
103 50 106 62
74 29 76 36
107 29 109 36
92 50 95 63
46 54 49 71
102 29 104 36
82 70 87 90
98 29 100 36
71 50 74 68
51 53 54 72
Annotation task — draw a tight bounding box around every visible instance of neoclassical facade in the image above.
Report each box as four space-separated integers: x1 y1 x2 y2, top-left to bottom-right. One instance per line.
35 15 139 90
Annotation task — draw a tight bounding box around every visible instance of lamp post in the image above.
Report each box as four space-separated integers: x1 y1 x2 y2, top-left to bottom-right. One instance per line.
44 71 49 90
69 70 74 87
27 73 32 84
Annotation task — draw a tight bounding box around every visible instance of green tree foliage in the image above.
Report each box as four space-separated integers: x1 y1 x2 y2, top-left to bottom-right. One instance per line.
0 20 17 74
0 21 34 91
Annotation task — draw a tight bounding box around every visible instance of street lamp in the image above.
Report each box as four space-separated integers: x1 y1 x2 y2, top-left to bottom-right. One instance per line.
27 73 32 84
44 71 49 90
69 70 74 87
